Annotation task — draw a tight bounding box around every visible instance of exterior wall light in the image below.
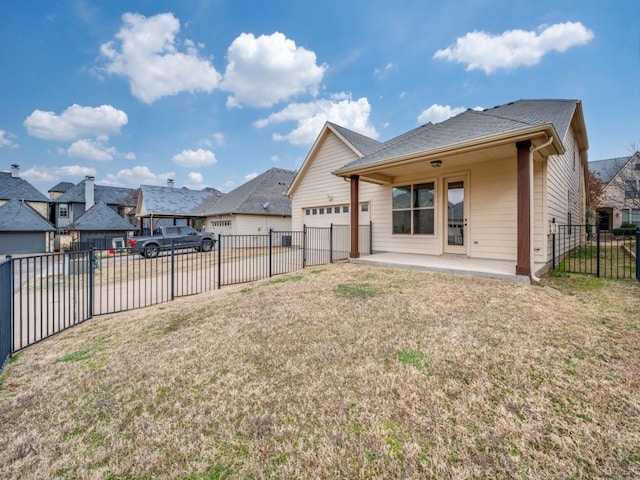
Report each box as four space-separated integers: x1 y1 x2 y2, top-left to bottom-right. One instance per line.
431 160 443 168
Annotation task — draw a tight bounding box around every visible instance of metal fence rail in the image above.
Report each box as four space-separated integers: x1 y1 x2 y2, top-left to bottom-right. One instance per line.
1 226 373 373
552 224 639 280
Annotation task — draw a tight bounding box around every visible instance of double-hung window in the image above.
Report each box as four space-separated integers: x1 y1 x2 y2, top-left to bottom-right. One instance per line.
624 180 639 198
59 203 69 218
392 182 435 234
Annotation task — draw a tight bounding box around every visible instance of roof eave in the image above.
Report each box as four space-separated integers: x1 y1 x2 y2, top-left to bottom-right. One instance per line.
333 124 564 180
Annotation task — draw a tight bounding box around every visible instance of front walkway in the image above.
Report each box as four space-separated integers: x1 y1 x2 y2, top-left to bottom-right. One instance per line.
350 252 530 284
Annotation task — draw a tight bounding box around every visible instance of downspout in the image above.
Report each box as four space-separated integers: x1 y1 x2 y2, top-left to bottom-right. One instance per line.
529 136 554 281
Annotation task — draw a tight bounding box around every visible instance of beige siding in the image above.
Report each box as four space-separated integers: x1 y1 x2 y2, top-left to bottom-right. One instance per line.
205 214 291 237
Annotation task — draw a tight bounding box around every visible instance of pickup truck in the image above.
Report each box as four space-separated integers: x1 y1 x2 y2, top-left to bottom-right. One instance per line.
128 226 216 258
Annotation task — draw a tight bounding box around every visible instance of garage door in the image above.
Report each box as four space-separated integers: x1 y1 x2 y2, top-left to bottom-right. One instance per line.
0 233 45 255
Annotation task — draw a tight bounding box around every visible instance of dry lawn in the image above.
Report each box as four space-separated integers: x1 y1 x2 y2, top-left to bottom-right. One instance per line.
0 263 639 479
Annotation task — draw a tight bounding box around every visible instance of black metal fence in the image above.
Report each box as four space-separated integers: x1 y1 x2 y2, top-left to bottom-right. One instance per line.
1 225 372 372
552 224 639 280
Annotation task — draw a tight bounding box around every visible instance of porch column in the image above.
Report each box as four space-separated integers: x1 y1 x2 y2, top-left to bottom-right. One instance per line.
516 140 531 276
350 175 360 258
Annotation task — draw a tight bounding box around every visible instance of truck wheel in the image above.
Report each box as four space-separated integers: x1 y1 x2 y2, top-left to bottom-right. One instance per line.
144 244 160 258
201 239 213 252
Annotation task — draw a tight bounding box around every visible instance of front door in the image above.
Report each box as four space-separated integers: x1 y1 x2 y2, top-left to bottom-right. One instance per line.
444 176 467 255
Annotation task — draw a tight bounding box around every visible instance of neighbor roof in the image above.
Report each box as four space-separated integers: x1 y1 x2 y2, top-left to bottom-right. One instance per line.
334 99 580 175
588 156 633 183
57 179 137 206
198 168 295 216
0 198 55 232
48 181 75 194
0 171 49 203
67 202 136 231
138 185 224 216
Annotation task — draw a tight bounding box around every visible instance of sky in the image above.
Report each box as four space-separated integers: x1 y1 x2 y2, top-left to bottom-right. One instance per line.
0 0 638 195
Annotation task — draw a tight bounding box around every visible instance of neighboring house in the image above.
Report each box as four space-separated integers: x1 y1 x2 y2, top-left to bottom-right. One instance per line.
197 167 295 236
0 164 50 219
589 151 640 230
0 198 56 254
135 180 224 234
48 181 75 200
287 99 589 279
54 176 138 230
66 202 136 250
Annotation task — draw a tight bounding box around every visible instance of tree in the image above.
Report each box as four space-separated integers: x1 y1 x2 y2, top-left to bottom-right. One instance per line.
588 169 605 208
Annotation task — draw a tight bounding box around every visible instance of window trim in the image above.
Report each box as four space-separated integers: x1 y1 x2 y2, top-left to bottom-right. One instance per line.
392 180 436 235
59 203 69 218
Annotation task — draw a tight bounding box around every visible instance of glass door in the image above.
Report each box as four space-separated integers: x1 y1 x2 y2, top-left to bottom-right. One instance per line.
444 178 467 254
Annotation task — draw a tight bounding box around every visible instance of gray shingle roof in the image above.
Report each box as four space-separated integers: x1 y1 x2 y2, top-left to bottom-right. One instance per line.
139 185 224 216
0 198 55 232
48 181 75 193
67 202 136 231
0 172 49 203
588 156 632 183
335 99 579 174
197 168 295 216
328 122 385 156
57 180 137 207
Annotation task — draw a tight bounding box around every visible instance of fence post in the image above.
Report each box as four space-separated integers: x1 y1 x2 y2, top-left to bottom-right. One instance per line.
329 224 333 264
303 225 307 269
636 230 640 282
170 239 175 300
217 234 222 289
369 221 373 254
269 229 273 278
89 248 95 318
596 224 601 278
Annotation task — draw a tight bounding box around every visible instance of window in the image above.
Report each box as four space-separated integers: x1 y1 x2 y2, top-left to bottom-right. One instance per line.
305 209 310 216
326 208 331 215
312 208 317 215
211 220 231 227
624 180 639 198
632 209 640 227
342 206 349 213
59 203 69 218
319 208 325 214
361 203 369 212
392 182 435 234
335 207 341 213
622 209 630 224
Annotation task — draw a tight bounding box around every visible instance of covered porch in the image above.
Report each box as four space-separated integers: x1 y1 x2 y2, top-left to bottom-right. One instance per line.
350 252 529 284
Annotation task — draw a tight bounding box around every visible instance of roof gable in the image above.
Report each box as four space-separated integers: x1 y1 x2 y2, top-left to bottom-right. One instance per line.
335 99 580 175
0 198 55 232
0 172 49 203
588 155 635 184
199 168 295 216
68 202 136 231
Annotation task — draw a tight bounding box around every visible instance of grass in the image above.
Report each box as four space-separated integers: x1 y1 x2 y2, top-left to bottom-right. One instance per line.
1 263 639 479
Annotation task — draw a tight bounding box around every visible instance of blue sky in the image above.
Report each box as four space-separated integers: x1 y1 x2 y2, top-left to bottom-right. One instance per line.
0 0 638 194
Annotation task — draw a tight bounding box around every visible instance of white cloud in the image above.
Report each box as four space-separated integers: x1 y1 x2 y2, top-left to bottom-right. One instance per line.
101 166 175 187
24 104 128 141
417 104 466 124
374 62 395 78
244 172 258 182
67 137 116 161
221 32 326 108
212 132 225 146
21 165 96 184
185 171 206 189
434 21 594 73
270 155 280 163
172 148 217 167
0 130 18 147
255 93 377 146
100 12 221 103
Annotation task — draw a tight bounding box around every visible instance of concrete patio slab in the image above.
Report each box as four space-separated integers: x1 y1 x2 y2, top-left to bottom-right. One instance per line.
350 252 530 284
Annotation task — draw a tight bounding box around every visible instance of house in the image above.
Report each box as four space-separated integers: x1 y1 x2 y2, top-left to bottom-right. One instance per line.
0 164 50 219
198 167 295 236
589 151 640 230
135 180 224 234
48 181 75 201
66 202 137 250
54 176 138 230
0 198 56 254
287 99 589 280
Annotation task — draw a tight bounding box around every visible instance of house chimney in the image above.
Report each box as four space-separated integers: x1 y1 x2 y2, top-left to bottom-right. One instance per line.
167 179 175 188
85 175 95 211
10 164 19 178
